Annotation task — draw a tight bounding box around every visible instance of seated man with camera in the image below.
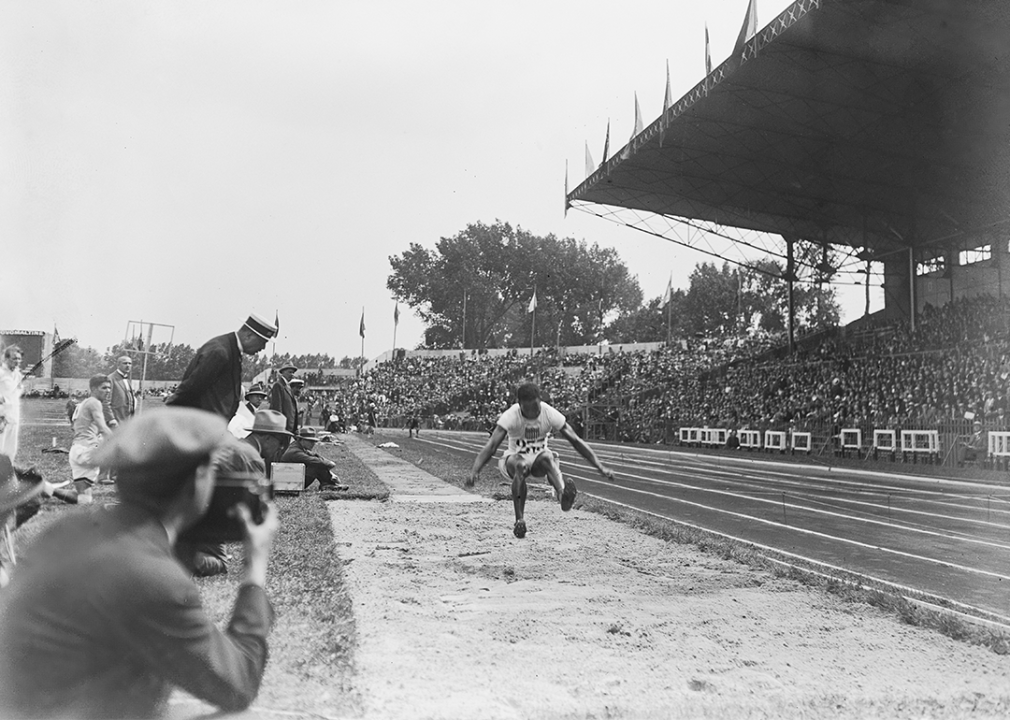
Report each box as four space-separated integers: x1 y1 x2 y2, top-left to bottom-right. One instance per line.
0 408 279 719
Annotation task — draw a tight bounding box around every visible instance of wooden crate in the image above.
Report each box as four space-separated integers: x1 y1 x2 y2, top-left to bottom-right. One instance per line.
270 462 304 494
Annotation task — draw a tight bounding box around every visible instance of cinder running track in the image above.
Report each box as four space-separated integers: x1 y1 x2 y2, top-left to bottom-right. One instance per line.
411 430 1010 628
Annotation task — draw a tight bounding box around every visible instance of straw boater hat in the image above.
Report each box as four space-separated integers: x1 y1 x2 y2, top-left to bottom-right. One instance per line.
245 383 268 399
289 377 305 387
243 314 278 341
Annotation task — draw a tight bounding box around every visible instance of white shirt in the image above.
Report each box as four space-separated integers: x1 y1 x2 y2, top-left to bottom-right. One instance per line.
496 401 566 457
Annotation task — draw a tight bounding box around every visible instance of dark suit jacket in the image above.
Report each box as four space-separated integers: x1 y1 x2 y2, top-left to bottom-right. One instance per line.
269 379 298 434
0 504 274 718
166 333 243 419
103 370 135 425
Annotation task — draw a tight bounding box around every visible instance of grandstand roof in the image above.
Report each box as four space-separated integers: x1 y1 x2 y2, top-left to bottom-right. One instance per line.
567 0 1010 263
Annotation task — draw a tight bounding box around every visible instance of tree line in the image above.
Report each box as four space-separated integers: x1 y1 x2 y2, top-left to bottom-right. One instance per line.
388 220 841 350
52 343 362 383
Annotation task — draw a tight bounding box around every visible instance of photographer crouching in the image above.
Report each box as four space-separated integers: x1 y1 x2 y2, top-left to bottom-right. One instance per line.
0 407 279 719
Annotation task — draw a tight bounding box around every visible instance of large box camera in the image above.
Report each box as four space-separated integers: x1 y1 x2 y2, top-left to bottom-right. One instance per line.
180 472 273 544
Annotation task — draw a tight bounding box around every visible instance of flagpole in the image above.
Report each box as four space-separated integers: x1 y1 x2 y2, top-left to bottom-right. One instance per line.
667 297 672 346
359 306 364 378
530 288 536 358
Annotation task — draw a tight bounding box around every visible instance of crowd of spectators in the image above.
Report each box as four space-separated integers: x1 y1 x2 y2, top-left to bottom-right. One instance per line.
299 294 1009 453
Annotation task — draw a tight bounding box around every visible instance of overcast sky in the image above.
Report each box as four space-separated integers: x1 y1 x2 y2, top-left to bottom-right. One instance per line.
3 0 879 360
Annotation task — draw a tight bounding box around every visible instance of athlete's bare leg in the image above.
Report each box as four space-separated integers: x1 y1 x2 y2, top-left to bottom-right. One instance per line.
505 454 531 537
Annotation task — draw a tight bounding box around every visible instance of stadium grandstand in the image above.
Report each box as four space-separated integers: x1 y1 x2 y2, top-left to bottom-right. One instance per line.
332 1 1010 470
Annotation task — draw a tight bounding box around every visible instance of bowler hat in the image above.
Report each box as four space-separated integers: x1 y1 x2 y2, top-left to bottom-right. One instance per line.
249 409 292 436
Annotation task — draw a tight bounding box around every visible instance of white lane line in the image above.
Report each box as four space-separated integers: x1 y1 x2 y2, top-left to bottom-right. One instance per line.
562 472 1010 582
604 462 1010 533
416 434 1010 554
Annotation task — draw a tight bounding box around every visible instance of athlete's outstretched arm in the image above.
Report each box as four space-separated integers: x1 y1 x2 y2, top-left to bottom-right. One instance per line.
468 425 507 487
559 424 615 481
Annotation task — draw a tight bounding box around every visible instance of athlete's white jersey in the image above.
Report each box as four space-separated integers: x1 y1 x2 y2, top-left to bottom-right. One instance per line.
496 401 566 457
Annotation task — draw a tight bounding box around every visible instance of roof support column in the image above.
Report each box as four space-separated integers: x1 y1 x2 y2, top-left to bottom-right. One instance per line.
786 237 795 356
908 246 916 334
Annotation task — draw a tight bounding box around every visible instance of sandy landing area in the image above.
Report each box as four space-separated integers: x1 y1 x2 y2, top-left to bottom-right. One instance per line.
334 436 1010 720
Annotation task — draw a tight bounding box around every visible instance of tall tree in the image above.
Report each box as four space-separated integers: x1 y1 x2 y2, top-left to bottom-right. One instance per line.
388 221 642 349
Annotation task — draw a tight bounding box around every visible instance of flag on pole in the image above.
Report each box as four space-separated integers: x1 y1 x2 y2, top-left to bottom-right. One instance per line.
660 60 672 148
359 310 366 338
274 310 280 334
733 0 758 60
601 120 610 168
584 141 595 178
527 292 537 313
661 275 673 306
394 303 400 326
705 23 713 74
631 92 643 140
564 160 569 217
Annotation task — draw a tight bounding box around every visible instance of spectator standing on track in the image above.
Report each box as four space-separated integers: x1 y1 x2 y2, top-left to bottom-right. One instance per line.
166 314 276 419
104 355 136 428
269 363 299 435
0 346 24 462
290 376 306 430
469 382 615 539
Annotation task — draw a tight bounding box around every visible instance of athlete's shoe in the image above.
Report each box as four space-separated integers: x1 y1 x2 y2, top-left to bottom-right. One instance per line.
560 478 577 512
513 519 527 539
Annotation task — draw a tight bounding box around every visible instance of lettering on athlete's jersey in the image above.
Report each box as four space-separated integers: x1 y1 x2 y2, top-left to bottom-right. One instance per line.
524 426 540 442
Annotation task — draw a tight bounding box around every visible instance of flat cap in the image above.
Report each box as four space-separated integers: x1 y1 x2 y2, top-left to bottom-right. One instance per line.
93 408 229 477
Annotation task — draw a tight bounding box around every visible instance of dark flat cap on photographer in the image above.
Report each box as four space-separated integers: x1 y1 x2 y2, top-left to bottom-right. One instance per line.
93 409 229 494
249 409 292 436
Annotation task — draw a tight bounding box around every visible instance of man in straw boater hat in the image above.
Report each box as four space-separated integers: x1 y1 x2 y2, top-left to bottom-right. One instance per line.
166 313 277 419
0 408 279 718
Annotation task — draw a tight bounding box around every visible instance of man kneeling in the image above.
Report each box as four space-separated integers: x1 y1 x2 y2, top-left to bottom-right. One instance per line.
469 382 615 538
0 408 279 718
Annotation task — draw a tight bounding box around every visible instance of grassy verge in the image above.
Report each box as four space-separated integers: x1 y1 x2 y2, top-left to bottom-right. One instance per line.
371 429 1010 657
9 402 389 716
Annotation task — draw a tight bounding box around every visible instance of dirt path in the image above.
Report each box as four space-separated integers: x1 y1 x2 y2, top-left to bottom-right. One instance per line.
334 436 1010 719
